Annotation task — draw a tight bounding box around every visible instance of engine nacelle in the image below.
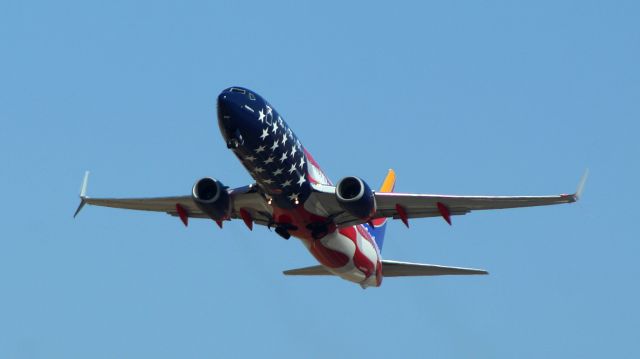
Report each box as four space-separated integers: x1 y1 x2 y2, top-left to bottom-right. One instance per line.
192 177 230 221
335 176 376 219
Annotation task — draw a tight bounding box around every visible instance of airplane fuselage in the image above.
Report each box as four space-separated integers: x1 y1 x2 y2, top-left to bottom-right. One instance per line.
75 87 579 285
217 87 382 287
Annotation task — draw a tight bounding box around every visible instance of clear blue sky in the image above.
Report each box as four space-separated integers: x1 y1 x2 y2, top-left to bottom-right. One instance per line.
1 1 638 357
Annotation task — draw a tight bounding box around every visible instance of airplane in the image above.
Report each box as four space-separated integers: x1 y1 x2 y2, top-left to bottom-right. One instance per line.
74 86 587 288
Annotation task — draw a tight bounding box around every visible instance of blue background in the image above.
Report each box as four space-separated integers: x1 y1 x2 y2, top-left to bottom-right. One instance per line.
1 1 638 357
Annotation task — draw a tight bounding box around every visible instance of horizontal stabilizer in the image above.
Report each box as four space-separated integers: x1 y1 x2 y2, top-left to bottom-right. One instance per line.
283 260 487 277
283 265 331 276
382 260 488 276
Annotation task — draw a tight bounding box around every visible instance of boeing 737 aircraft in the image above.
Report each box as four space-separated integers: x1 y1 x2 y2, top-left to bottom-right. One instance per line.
75 87 587 288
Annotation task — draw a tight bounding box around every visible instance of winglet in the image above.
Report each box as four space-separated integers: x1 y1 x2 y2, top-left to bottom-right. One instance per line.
574 169 589 201
73 171 90 218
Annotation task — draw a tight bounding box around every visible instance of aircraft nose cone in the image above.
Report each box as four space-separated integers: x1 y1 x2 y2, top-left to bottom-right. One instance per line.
216 88 262 147
217 92 236 116
217 91 244 129
217 87 250 111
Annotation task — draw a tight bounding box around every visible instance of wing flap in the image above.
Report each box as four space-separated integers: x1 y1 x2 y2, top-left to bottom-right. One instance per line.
382 260 488 276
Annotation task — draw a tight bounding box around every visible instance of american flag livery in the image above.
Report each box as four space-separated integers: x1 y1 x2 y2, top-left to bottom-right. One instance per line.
75 86 585 288
218 87 385 287
218 89 312 209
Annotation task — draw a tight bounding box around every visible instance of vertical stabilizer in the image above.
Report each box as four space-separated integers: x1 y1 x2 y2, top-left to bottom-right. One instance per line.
364 169 395 251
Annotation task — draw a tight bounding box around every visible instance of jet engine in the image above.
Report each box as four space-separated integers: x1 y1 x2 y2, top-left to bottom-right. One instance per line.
335 176 376 219
192 177 230 221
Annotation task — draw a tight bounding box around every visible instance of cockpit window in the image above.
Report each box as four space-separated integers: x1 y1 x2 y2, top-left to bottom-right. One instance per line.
230 87 246 94
248 92 256 100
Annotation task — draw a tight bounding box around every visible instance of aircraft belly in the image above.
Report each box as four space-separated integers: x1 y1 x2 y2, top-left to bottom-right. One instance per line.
303 226 381 287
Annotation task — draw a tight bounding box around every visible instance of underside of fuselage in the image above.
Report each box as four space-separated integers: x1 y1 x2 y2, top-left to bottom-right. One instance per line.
217 87 382 287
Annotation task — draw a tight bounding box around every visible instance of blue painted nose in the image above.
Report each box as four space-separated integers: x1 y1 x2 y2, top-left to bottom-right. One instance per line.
217 87 263 149
218 88 250 129
218 90 242 118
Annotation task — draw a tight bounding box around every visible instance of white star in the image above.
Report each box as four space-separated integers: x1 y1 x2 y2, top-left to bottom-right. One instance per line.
258 109 266 123
254 167 265 174
263 179 274 185
273 168 283 176
281 179 292 188
299 156 306 169
272 120 279 134
288 193 299 201
266 105 273 115
290 145 297 157
270 140 279 152
287 128 293 139
264 156 275 164
260 128 269 141
297 173 306 186
255 145 266 154
279 152 288 163
281 133 288 146
288 164 297 174
278 117 283 127
245 155 256 162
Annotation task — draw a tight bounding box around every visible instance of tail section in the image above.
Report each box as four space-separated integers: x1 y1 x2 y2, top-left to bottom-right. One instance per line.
364 169 396 251
282 260 488 277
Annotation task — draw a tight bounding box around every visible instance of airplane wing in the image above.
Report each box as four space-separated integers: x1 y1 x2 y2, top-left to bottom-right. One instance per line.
73 172 272 227
307 171 588 227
